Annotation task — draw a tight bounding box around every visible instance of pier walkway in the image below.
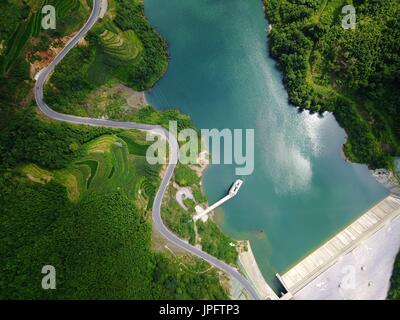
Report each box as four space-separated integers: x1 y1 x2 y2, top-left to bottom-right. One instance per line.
193 180 243 221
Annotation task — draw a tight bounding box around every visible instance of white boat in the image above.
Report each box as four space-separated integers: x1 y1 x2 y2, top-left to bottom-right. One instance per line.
229 179 243 196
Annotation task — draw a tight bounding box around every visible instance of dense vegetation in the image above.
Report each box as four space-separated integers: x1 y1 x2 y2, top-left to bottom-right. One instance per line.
162 188 197 245
163 163 238 266
0 0 228 299
0 108 114 169
175 165 201 187
163 165 200 244
45 0 168 115
197 221 239 265
0 0 88 74
112 0 168 89
0 112 228 299
1 179 155 299
264 0 400 169
0 0 88 129
0 173 227 299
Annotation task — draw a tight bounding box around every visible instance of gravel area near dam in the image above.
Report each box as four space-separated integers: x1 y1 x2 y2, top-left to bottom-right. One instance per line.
294 214 400 300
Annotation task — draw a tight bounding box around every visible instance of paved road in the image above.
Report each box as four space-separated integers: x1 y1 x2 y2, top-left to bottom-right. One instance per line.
34 0 259 300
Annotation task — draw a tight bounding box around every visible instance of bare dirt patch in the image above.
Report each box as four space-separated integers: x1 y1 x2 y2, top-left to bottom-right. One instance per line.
29 33 79 79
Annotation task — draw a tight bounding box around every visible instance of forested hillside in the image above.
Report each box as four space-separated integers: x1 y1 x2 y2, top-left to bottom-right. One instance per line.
45 0 168 115
264 0 400 170
0 0 228 299
0 110 227 299
0 0 89 130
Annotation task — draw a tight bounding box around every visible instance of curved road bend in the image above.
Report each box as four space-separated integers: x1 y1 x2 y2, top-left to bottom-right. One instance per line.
34 0 259 300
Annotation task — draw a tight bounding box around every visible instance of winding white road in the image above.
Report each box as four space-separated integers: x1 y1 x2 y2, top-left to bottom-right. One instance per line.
34 0 259 300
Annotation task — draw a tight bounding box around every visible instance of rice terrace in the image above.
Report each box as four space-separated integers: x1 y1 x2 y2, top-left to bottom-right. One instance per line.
21 130 160 208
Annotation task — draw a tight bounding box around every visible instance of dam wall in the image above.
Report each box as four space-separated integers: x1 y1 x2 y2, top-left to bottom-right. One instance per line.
278 195 400 295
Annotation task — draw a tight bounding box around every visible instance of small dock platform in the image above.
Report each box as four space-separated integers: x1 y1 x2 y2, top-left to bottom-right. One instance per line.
193 179 243 221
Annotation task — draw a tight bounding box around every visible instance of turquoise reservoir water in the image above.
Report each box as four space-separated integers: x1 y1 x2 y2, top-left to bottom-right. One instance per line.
144 0 388 284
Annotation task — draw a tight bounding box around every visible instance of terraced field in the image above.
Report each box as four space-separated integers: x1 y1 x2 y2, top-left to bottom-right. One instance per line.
21 130 160 210
99 27 142 63
1 0 86 74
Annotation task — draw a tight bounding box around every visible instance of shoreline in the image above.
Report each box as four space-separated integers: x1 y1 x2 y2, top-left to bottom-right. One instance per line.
189 141 276 298
177 133 274 297
372 168 400 197
263 0 400 188
142 0 400 300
